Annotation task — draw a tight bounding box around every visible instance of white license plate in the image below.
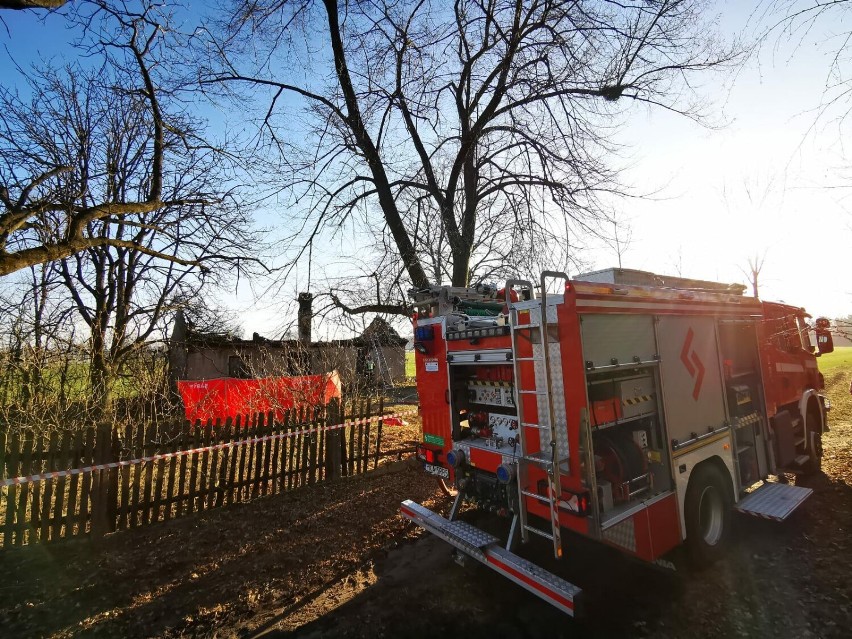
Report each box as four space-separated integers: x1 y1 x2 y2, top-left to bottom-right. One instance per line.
424 463 449 479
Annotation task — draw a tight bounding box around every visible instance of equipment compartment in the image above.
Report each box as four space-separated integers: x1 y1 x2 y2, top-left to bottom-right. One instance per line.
448 362 520 452
585 368 673 523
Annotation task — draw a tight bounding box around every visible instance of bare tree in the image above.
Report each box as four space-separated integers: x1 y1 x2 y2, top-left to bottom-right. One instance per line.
741 252 767 297
1 3 262 413
0 1 262 277
205 0 739 314
48 67 258 412
760 2 852 155
608 217 633 269
0 261 82 427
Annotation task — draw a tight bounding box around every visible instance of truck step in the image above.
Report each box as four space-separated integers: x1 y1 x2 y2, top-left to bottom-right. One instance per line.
400 499 582 616
734 481 812 522
793 454 810 466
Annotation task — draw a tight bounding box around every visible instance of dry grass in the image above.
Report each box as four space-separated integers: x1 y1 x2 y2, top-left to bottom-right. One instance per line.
822 347 851 424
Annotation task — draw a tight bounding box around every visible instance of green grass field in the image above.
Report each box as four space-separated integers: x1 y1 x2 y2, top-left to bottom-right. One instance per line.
820 347 851 423
819 346 852 375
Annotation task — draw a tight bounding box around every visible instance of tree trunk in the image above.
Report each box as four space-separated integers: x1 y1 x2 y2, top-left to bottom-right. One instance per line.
89 332 114 418
451 249 470 286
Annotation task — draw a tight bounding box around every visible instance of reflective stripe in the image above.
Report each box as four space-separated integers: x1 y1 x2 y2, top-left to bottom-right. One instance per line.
776 363 805 373
486 554 575 611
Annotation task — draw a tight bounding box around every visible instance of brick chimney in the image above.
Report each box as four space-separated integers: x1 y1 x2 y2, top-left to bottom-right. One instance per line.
297 292 313 346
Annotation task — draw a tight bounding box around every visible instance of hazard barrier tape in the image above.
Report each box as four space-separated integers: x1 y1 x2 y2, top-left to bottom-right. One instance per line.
0 409 419 489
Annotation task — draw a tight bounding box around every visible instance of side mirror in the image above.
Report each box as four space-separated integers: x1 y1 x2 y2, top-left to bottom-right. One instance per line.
815 318 834 355
816 329 834 355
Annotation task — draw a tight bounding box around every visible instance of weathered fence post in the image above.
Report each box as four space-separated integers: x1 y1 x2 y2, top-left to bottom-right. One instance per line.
91 424 111 538
374 396 384 469
326 398 342 480
3 431 20 547
107 427 121 533
16 433 33 545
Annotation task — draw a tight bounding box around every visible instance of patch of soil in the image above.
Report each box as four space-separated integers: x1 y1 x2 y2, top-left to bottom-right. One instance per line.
0 458 449 638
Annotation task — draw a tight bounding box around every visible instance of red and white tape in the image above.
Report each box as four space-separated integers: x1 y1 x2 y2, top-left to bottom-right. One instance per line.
1 409 418 488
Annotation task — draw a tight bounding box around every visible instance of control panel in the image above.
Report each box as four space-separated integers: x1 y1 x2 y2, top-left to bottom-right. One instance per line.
468 382 515 408
468 411 519 449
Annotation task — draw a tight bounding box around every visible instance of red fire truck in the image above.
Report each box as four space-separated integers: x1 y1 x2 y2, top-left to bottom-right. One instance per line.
401 268 833 616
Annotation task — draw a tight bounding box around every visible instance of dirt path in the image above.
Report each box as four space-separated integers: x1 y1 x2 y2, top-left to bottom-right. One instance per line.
1 373 850 638
0 459 449 639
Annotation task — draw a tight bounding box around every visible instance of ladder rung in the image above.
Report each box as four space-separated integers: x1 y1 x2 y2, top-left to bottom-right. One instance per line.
523 525 554 541
521 453 569 466
518 390 547 395
512 323 539 330
521 422 548 429
515 357 543 362
521 489 548 499
523 452 553 466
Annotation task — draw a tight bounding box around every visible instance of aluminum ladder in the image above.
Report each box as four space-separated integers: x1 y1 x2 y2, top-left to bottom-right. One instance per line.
369 334 394 388
506 271 569 559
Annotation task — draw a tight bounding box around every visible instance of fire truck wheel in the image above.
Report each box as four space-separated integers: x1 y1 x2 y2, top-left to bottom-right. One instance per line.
803 404 823 475
685 464 732 568
438 478 458 497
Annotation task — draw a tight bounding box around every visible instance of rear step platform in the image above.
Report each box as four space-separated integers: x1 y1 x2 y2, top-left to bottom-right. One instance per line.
400 500 582 616
734 481 813 522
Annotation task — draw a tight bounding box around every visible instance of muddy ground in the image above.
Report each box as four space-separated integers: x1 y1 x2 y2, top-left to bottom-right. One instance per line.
1 371 851 638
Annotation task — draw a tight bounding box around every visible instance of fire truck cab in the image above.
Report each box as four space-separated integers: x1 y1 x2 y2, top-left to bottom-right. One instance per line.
401 268 831 616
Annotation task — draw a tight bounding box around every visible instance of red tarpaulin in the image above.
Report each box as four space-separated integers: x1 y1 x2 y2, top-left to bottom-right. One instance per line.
177 371 342 424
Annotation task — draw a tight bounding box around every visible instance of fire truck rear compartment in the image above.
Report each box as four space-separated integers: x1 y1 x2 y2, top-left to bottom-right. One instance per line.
441 310 678 537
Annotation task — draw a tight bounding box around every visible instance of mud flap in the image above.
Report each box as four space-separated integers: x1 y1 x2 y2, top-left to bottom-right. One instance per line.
400 499 582 616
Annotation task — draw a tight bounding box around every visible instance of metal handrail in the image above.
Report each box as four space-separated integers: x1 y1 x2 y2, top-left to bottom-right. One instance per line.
504 278 535 302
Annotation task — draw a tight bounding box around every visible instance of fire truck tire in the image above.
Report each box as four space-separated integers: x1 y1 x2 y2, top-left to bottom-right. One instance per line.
802 404 823 475
685 463 732 568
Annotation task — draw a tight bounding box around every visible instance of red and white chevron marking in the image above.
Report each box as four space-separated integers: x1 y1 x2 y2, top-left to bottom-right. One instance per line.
1 410 417 489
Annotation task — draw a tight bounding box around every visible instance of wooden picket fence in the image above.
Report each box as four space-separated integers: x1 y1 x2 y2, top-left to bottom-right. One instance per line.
0 397 392 547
